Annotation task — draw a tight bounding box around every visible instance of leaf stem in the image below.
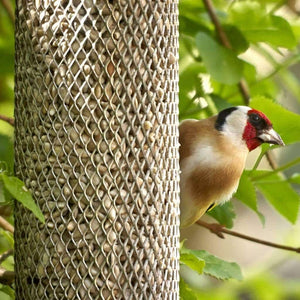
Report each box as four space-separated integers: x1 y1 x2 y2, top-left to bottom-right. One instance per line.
196 220 300 253
250 145 270 173
252 157 300 181
0 114 14 127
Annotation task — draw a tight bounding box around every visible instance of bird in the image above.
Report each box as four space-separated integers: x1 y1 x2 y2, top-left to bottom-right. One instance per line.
179 106 284 228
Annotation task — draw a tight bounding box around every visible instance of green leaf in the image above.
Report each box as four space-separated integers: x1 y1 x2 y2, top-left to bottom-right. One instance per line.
244 16 296 48
0 135 14 173
253 171 299 224
235 172 265 224
0 284 14 299
181 247 243 281
0 181 5 203
0 178 12 204
207 201 236 229
250 96 300 145
0 228 13 248
179 15 209 37
228 1 267 30
0 39 14 76
179 278 198 300
289 173 300 184
180 253 205 275
1 174 45 223
1 255 14 272
228 1 296 48
195 32 244 84
223 25 249 54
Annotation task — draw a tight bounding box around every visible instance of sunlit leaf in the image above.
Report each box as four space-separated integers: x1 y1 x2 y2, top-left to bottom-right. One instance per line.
1 174 45 223
228 1 268 30
228 1 296 48
235 172 265 224
181 247 243 281
0 284 15 299
244 16 296 48
180 252 205 275
253 171 299 224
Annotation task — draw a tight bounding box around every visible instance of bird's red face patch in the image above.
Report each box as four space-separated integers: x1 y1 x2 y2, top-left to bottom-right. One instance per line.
243 109 272 151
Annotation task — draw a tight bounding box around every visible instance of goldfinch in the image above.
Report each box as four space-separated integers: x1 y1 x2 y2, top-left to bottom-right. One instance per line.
179 106 284 228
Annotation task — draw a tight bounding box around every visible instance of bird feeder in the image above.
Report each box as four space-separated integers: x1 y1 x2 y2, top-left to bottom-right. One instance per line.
14 0 180 298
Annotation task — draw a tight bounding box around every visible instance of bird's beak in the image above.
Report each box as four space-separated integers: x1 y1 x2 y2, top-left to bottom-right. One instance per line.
258 128 285 146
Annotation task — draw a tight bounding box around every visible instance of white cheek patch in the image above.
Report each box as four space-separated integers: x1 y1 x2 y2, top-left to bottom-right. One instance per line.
221 107 251 150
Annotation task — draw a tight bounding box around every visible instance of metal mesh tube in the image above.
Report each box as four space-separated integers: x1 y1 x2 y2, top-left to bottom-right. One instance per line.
14 0 180 299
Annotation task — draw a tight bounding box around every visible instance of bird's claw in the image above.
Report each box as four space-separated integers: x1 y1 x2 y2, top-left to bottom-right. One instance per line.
208 223 225 239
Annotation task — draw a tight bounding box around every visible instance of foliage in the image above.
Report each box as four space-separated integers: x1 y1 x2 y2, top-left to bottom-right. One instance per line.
180 243 243 280
179 0 300 298
0 171 45 224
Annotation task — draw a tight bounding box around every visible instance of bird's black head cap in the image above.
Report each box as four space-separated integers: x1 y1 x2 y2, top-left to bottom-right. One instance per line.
215 107 238 131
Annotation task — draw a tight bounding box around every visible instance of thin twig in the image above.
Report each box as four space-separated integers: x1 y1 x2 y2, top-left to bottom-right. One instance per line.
0 216 14 234
203 0 250 105
238 80 250 105
202 0 231 49
202 0 276 168
0 249 13 264
202 0 250 104
196 220 300 253
0 114 14 127
0 0 14 24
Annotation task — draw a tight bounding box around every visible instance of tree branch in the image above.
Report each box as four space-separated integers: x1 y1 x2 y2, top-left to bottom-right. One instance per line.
202 0 231 49
0 249 13 264
0 216 14 234
202 0 276 169
0 267 14 286
0 0 14 25
196 220 300 253
0 114 14 127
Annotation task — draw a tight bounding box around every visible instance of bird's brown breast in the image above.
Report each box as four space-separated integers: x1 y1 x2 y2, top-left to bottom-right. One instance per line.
179 117 247 208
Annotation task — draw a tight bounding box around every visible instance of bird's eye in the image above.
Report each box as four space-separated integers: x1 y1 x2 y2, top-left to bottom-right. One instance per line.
249 114 261 123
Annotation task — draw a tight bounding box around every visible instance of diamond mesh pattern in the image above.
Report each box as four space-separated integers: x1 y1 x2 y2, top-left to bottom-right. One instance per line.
14 0 180 299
